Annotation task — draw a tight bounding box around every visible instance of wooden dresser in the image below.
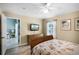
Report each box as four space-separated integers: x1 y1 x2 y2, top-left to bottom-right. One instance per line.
27 34 43 45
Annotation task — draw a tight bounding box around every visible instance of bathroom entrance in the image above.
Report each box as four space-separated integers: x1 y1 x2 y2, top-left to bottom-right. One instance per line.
6 18 20 49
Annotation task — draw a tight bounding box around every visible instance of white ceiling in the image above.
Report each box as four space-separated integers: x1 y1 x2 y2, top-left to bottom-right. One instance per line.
0 3 79 18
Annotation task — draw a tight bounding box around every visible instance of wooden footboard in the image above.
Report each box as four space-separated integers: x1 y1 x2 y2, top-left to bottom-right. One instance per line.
29 35 53 49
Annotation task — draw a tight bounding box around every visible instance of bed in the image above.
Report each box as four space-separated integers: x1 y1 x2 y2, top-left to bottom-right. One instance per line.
29 35 79 55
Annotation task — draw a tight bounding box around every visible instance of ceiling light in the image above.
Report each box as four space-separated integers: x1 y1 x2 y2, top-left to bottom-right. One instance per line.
43 9 49 13
46 3 51 7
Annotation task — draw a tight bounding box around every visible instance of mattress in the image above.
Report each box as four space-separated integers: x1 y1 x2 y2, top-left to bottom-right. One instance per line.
32 39 79 55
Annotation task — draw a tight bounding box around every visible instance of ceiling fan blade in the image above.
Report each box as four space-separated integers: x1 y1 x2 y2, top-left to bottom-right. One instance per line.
48 7 57 10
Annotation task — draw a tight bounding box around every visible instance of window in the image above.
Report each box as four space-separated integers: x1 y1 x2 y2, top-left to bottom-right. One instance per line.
47 21 56 38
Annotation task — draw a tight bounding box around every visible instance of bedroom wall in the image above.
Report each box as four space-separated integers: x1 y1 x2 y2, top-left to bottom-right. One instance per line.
2 12 43 44
58 11 79 44
20 16 42 44
43 11 79 44
2 10 79 44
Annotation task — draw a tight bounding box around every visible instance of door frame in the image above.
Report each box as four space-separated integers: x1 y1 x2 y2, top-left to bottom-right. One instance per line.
7 17 21 45
0 15 1 54
0 16 21 54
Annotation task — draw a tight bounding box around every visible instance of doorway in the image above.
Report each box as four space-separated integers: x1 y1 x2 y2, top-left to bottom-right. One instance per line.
6 18 20 49
0 15 21 54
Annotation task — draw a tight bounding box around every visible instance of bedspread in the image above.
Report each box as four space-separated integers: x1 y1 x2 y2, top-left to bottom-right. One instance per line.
32 39 79 55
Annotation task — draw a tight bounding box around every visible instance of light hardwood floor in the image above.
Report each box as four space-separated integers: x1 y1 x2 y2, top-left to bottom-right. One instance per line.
5 45 31 55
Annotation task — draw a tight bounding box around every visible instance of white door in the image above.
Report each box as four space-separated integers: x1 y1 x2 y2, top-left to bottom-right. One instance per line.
1 14 7 55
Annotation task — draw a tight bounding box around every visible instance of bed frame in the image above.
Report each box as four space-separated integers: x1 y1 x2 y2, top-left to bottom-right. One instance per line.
29 35 53 49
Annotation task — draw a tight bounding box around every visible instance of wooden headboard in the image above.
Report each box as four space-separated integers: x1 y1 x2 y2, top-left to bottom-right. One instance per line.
29 35 53 49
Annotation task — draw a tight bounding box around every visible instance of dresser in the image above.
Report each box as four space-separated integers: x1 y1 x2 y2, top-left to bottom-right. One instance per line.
27 34 43 45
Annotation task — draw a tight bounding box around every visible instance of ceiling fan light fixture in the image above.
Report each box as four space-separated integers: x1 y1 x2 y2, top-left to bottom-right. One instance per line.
46 3 51 7
43 9 49 13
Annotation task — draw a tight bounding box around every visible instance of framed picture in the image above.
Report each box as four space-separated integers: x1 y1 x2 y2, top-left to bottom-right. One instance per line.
74 17 79 30
61 19 71 30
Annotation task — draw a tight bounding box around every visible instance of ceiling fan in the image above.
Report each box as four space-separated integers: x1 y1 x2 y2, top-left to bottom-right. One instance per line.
40 3 56 13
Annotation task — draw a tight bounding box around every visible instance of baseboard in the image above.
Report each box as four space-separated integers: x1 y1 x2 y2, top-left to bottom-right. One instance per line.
6 43 27 50
18 43 27 47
